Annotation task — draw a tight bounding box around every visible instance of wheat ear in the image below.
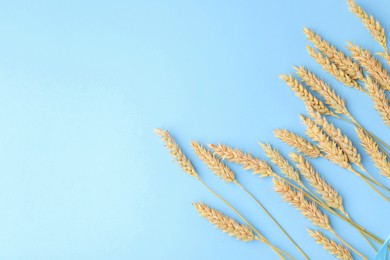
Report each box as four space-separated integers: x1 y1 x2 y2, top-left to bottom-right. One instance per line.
308 230 353 260
191 141 235 182
260 143 303 185
300 115 350 169
309 109 362 167
273 178 331 230
155 129 198 178
274 129 321 158
294 66 351 117
306 46 363 92
347 0 387 52
364 77 390 127
356 127 390 178
303 28 362 80
279 74 334 115
347 42 390 91
208 144 274 177
193 202 256 242
290 152 346 215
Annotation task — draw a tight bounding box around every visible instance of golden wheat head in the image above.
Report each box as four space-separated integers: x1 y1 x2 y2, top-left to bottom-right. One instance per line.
274 129 321 158
308 229 352 260
364 76 390 127
193 202 255 242
155 129 198 178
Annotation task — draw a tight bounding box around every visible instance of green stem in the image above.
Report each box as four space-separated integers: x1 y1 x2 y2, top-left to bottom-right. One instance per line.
234 180 309 260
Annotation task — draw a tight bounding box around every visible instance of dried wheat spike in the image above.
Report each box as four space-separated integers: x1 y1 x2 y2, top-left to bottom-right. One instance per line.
191 141 235 182
209 144 274 177
193 202 255 242
274 129 321 158
279 74 334 115
303 28 363 80
308 230 352 260
155 129 198 178
309 109 362 166
294 66 350 116
300 115 350 169
356 127 390 178
364 77 390 127
347 42 390 91
260 143 303 185
290 152 346 215
273 178 331 230
306 46 364 92
347 0 387 51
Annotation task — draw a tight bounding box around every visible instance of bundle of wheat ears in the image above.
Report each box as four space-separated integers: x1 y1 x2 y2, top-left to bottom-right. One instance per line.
156 1 390 259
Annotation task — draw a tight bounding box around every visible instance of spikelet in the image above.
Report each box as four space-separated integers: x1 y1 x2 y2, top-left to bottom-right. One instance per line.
279 74 334 115
309 109 362 166
193 202 255 242
364 77 390 127
260 143 303 185
303 28 363 80
347 42 390 91
356 127 390 178
347 0 387 51
300 115 350 169
274 129 321 158
290 153 346 215
191 141 235 182
155 129 198 178
209 144 274 177
273 179 331 230
308 230 353 260
294 66 350 117
306 46 364 92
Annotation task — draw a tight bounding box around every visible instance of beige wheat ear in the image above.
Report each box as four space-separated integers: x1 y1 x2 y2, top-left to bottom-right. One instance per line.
191 141 235 182
290 152 346 215
193 202 256 242
155 129 199 178
273 178 331 230
356 127 390 178
306 46 364 92
208 144 274 177
294 66 351 117
300 115 350 169
347 42 390 91
279 74 334 115
260 143 303 185
364 77 390 127
274 129 321 158
303 28 363 80
309 109 362 167
347 0 388 52
308 230 353 260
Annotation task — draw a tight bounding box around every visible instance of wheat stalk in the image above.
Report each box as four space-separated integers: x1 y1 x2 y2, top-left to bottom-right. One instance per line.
364 76 390 127
356 127 390 178
303 28 363 80
347 0 388 52
273 178 331 230
274 129 321 158
260 143 303 185
294 66 351 117
300 115 350 169
208 144 274 177
347 42 390 91
279 74 334 115
306 46 364 92
193 202 257 242
308 230 353 260
155 129 199 179
191 141 235 182
290 152 346 215
309 109 362 167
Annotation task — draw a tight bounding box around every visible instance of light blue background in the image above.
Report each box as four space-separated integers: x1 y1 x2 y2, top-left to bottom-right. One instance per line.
0 0 389 259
